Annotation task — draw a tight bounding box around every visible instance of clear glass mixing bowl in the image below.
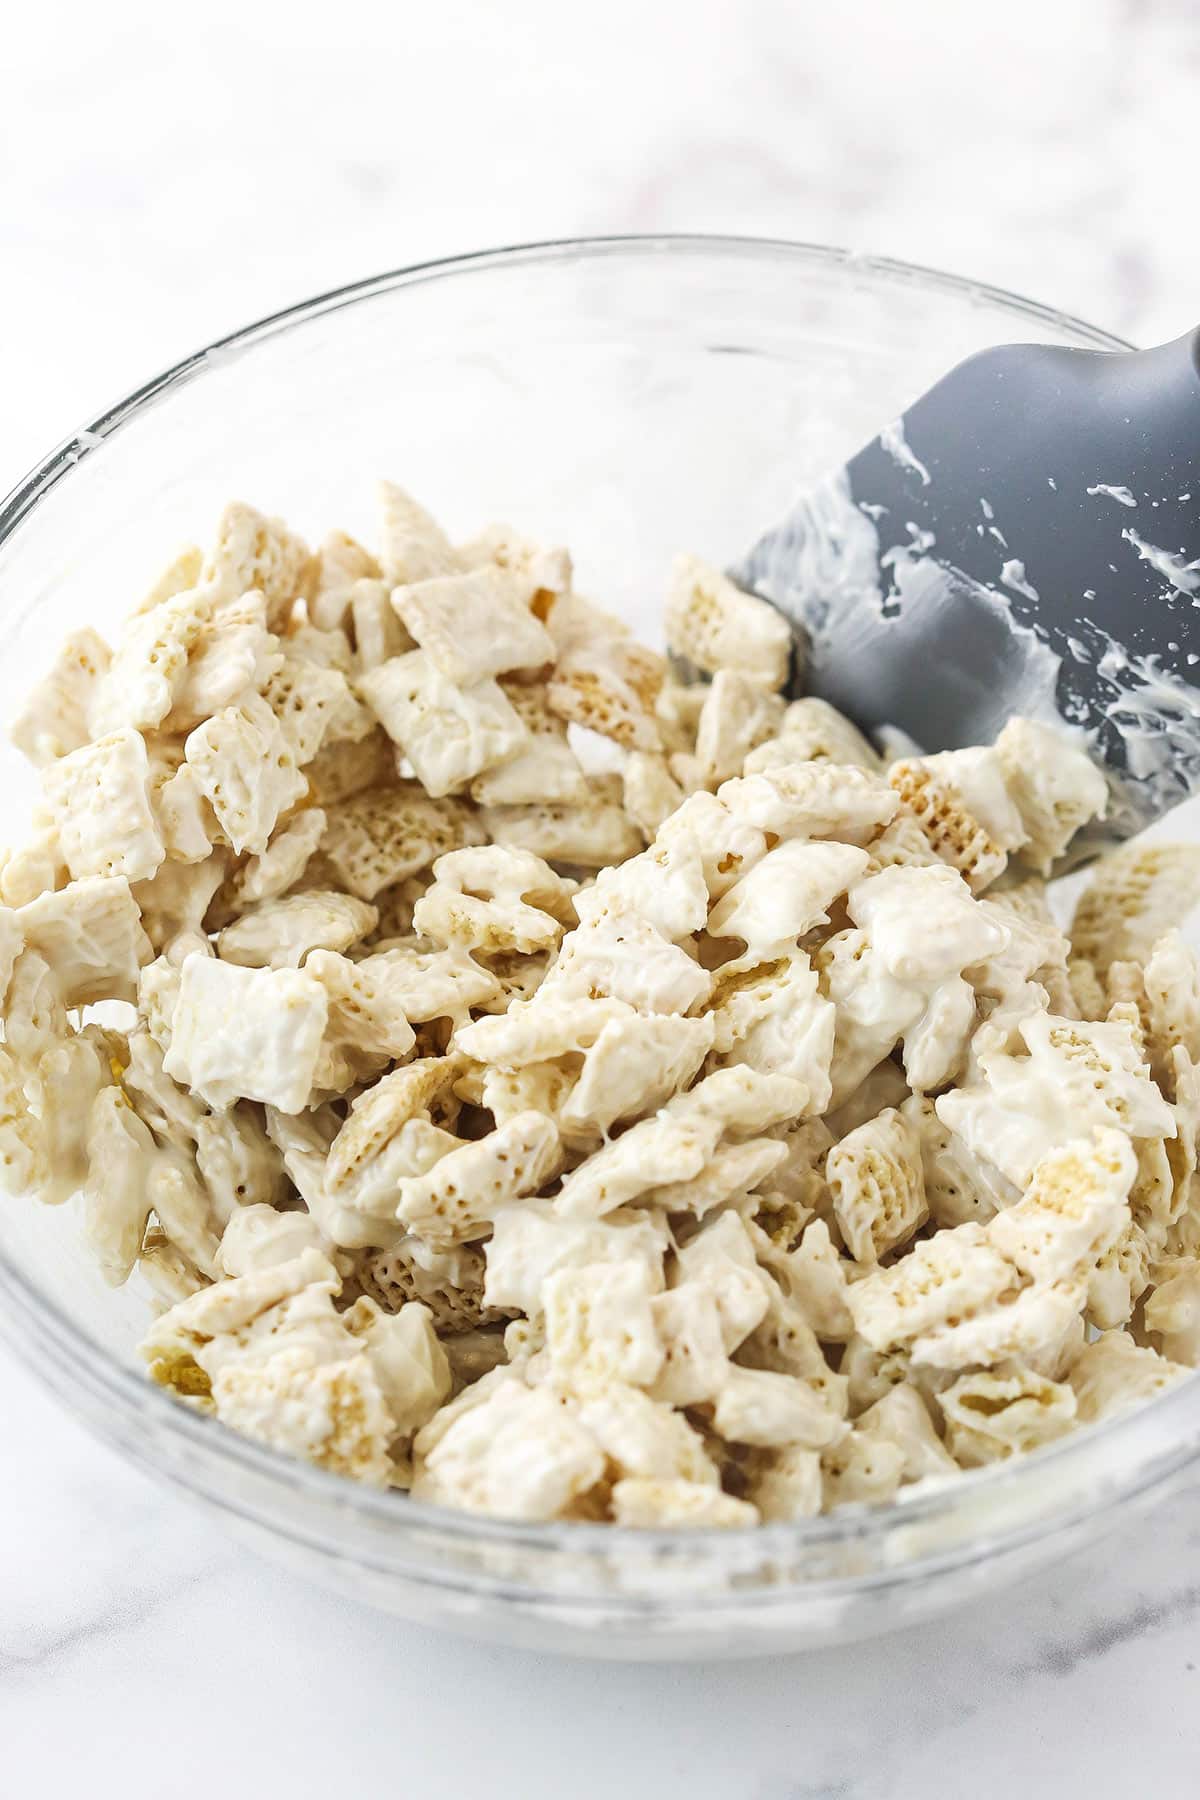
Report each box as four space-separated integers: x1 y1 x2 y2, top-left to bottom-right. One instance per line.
2 236 1198 1660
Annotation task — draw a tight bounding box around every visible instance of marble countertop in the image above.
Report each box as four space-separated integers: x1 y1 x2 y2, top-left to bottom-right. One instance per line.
4 1 1200 1793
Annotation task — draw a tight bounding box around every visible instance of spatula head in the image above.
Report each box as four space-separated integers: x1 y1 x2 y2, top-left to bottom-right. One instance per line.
734 329 1200 839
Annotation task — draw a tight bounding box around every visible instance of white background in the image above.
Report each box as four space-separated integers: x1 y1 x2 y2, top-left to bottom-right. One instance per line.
3 3 1200 1795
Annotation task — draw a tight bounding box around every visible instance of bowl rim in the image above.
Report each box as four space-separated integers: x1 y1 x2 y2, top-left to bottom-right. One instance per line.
4 231 1191 1583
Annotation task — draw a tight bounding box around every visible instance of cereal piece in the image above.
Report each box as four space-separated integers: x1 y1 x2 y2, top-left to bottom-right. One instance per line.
545 905 711 1016
1087 1219 1153 1329
138 953 184 1052
709 953 834 1110
202 500 315 629
142 1152 222 1278
484 1200 667 1316
611 1476 757 1528
349 577 413 672
712 1364 844 1450
820 1431 906 1509
167 590 282 732
994 717 1108 874
574 1383 719 1486
411 844 573 957
1142 1259 1200 1365
867 810 947 874
647 1283 731 1406
285 620 355 674
17 877 150 1005
887 759 1007 891
377 481 463 586
815 926 925 1106
342 1298 452 1437
655 790 768 900
543 1260 663 1392
262 653 371 765
355 1241 497 1334
210 1338 395 1480
394 566 554 687
545 594 665 752
561 1012 715 1136
573 836 708 942
839 1337 912 1416
153 760 216 865
221 807 327 914
720 762 899 847
1072 842 1200 975
459 523 572 607
185 693 307 855
693 671 786 784
937 1011 1174 1189
971 890 1074 1013
917 745 1028 853
322 942 497 1030
766 1216 852 1341
988 1130 1135 1287
320 785 483 899
1140 932 1200 1093
12 1026 109 1207
651 1144 791 1231
359 651 526 798
747 697 881 774
828 1107 929 1264
455 994 633 1068
666 554 792 686
1069 1329 1190 1423
708 840 870 958
480 782 643 869
11 628 111 766
311 530 381 633
89 587 215 739
912 1279 1086 1372
325 1057 460 1192
164 954 328 1112
121 1028 206 1148
396 1111 560 1248
941 1362 1077 1466
0 906 24 1006
130 545 204 617
470 682 587 807
216 891 378 969
0 830 68 909
855 1385 956 1481
901 976 976 1095
743 1448 823 1524
846 1222 1015 1352
683 1066 810 1136
216 1208 338 1281
556 1106 723 1221
901 1094 1017 1228
622 752 684 841
193 1105 285 1227
413 1377 605 1521
42 728 165 884
848 864 1009 985
80 1087 160 1282
674 1211 777 1353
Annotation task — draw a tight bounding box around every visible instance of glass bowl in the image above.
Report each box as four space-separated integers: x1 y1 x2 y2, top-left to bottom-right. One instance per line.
2 235 1198 1660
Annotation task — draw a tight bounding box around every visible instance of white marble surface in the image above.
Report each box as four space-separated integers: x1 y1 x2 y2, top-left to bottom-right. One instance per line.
4 2 1200 1793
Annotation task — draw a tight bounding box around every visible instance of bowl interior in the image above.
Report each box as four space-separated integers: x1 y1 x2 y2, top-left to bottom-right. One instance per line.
0 236 1161 1438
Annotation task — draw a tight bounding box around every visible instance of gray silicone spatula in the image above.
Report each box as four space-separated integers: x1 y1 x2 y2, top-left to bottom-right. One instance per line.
732 325 1200 845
